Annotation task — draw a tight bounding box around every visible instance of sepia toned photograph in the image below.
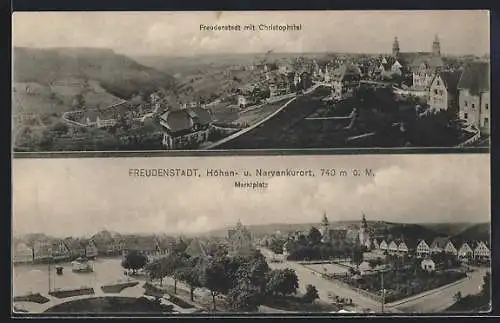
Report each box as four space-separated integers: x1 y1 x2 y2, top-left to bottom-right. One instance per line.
12 10 490 153
12 154 491 314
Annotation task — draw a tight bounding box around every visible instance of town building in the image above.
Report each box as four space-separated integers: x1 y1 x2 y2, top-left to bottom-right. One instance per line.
397 240 410 254
372 239 380 250
122 235 163 261
457 61 491 135
13 241 33 264
320 213 348 246
83 240 98 259
473 241 490 262
63 238 86 260
379 240 388 251
33 240 53 263
416 240 431 258
430 237 450 254
159 107 213 149
388 241 399 254
359 213 371 250
428 70 462 113
227 220 254 256
330 64 362 101
421 258 436 272
444 240 458 256
458 242 474 262
52 240 70 261
389 35 444 95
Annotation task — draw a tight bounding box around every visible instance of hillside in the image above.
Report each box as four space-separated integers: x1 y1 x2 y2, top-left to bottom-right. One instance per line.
452 223 490 244
418 222 475 237
13 47 176 99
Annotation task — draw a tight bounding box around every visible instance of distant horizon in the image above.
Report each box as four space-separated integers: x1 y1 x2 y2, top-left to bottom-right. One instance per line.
13 218 491 240
12 45 490 59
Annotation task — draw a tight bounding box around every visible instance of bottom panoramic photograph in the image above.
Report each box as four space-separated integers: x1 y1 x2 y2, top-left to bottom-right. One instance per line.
12 154 491 315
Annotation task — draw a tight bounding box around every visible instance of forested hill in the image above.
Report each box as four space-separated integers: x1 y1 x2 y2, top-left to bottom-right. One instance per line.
13 47 176 99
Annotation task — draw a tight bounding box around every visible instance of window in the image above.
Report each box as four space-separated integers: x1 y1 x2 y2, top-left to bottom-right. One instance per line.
464 113 469 119
485 103 489 110
464 100 468 107
434 89 438 95
437 80 440 86
472 103 475 109
484 118 489 128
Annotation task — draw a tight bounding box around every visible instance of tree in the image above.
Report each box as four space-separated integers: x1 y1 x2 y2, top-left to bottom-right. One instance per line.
199 256 232 311
174 257 203 301
50 121 69 136
265 268 299 297
303 284 319 302
121 251 148 274
163 252 188 293
73 93 85 110
228 283 261 312
481 272 491 300
236 254 270 295
351 246 364 269
307 227 322 246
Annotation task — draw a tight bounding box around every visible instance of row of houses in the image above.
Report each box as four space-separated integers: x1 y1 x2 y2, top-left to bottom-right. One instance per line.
13 238 99 264
373 237 491 262
13 233 180 264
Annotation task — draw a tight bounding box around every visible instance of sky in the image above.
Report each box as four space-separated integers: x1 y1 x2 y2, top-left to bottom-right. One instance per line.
12 11 490 56
12 154 490 237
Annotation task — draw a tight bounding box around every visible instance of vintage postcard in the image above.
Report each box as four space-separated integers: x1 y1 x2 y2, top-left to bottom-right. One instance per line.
11 10 490 152
12 154 491 314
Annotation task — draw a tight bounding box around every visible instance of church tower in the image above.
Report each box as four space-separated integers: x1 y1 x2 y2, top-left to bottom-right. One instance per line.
432 34 441 56
359 212 370 249
392 36 400 57
320 212 329 242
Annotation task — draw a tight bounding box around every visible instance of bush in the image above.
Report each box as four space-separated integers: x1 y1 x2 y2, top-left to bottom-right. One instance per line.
303 285 319 302
101 281 139 294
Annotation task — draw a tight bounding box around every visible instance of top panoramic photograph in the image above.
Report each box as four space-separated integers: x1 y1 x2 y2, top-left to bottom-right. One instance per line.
12 11 490 152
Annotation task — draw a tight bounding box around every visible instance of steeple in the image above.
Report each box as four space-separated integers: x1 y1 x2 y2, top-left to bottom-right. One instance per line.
432 34 441 56
392 36 400 57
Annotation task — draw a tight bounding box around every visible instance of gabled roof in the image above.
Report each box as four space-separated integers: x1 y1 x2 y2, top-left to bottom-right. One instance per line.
123 235 159 252
430 237 450 249
457 61 490 95
185 238 207 258
63 237 84 252
433 70 462 92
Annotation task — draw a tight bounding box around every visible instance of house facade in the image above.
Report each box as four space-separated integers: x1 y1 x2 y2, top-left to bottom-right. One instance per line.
458 61 490 135
388 241 399 254
84 240 98 259
63 238 86 260
421 258 436 272
430 237 449 254
52 240 71 261
428 71 461 113
398 241 409 254
473 241 490 261
13 242 33 264
33 240 53 262
331 65 361 101
379 240 388 251
416 240 431 258
458 242 474 261
159 107 213 149
444 240 458 256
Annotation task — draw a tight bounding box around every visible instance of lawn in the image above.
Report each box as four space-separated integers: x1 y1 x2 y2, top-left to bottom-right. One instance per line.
262 296 340 313
44 296 174 313
13 293 50 304
49 288 95 299
335 269 467 303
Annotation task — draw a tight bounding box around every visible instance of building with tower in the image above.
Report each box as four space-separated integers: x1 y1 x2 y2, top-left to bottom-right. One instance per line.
319 212 348 246
359 213 372 250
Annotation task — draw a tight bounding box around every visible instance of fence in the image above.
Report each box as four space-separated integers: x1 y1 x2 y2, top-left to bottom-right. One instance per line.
456 131 481 148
